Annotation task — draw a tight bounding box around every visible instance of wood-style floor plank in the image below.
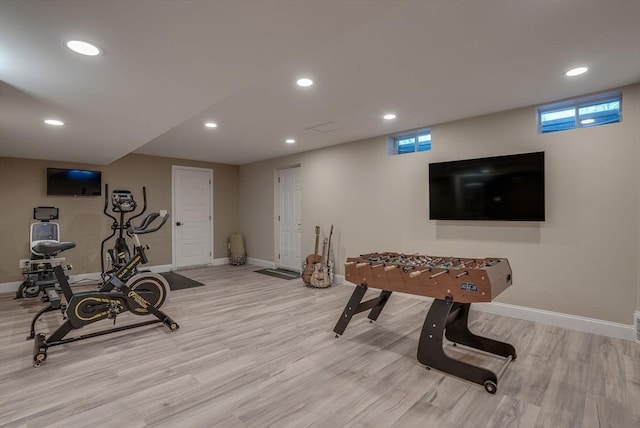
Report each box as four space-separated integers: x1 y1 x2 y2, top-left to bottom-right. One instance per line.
0 264 637 427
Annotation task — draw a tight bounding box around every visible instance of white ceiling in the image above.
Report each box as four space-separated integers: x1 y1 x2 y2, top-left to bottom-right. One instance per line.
1 0 639 166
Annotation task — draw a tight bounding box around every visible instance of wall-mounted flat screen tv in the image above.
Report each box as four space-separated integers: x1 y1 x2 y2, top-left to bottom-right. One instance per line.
429 152 545 221
46 168 102 196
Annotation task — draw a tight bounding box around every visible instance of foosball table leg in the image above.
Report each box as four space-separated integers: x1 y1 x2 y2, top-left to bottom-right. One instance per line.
445 303 517 360
367 290 392 322
333 284 393 337
333 283 368 336
417 299 513 393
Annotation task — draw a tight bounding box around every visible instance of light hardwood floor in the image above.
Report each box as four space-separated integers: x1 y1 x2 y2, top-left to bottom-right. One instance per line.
0 264 638 428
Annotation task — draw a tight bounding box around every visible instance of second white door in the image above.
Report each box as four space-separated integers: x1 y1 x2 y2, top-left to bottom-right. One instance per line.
278 167 301 272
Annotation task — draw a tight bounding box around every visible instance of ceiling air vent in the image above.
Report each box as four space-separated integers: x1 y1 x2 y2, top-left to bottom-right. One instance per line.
305 121 343 134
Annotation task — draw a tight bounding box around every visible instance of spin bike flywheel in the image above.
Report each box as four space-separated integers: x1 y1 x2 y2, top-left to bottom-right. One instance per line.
71 273 170 324
126 273 170 315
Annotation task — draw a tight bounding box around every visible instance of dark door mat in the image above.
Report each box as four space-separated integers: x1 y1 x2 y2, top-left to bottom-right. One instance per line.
160 271 205 290
255 268 301 280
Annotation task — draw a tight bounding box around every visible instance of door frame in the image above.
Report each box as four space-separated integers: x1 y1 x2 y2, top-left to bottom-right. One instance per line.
274 164 301 271
171 165 214 269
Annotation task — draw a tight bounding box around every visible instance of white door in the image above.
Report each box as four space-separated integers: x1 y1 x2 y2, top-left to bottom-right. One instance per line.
172 166 213 268
278 167 301 272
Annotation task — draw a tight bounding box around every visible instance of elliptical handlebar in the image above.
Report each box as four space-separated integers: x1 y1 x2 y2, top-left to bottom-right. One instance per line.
128 210 169 235
128 187 147 224
101 183 118 276
102 184 118 224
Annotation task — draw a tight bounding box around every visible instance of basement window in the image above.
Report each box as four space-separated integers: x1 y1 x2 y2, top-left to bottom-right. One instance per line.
388 128 432 155
537 91 622 134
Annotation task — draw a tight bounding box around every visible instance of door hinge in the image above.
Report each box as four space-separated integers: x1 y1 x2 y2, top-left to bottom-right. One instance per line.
278 253 280 259
278 177 281 183
278 215 280 221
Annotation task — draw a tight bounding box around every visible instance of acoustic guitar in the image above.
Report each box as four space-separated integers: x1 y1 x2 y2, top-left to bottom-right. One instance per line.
302 226 321 284
310 225 333 288
311 238 329 288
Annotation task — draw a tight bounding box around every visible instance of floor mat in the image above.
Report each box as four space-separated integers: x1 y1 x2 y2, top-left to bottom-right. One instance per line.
160 271 205 290
255 268 301 280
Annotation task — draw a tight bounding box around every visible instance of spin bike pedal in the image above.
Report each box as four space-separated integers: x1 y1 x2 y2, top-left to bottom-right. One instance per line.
33 333 48 366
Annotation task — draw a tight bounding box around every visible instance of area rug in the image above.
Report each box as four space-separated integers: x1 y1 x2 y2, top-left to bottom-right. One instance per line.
255 268 301 280
160 271 205 290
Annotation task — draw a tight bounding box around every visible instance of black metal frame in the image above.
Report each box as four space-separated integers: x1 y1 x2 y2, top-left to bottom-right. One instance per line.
333 283 516 394
333 284 392 336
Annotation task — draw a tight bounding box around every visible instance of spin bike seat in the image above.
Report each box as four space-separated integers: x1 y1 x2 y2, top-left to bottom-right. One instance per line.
32 241 76 257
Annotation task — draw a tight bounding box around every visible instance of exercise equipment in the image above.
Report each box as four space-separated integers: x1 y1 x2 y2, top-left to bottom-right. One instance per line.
15 207 75 309
29 207 177 366
100 184 148 281
334 252 516 394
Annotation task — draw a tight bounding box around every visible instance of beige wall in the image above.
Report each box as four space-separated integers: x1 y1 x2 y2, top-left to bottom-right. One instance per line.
239 84 640 325
0 153 239 282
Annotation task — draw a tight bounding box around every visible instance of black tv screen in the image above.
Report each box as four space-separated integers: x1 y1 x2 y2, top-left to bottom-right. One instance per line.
46 168 102 196
429 152 545 221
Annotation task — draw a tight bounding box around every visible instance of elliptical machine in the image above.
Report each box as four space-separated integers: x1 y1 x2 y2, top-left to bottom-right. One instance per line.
100 185 148 281
15 207 75 309
29 202 179 366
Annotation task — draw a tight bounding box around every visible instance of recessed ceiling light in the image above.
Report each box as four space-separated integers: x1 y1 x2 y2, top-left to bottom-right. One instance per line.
383 113 397 120
581 118 595 125
44 119 64 126
296 78 313 87
205 122 218 128
285 139 296 144
565 66 588 77
66 40 101 56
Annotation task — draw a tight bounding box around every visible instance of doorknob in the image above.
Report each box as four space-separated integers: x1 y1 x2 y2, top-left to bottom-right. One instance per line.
176 222 183 226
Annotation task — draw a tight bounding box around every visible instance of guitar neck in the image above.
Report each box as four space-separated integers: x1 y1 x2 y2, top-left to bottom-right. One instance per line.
313 225 320 258
326 225 333 267
319 238 328 266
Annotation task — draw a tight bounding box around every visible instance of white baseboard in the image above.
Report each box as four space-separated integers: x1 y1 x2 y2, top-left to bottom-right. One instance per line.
145 264 174 274
1 263 175 294
336 281 635 342
0 281 22 294
247 258 276 269
6 265 633 342
474 301 635 342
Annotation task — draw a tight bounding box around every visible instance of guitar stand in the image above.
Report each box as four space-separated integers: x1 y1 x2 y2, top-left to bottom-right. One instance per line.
333 284 516 394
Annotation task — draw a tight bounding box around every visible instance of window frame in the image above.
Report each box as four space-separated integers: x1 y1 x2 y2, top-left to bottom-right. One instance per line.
388 128 432 155
536 90 622 134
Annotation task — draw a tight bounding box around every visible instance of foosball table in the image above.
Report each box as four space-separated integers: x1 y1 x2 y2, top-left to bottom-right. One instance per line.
333 252 516 394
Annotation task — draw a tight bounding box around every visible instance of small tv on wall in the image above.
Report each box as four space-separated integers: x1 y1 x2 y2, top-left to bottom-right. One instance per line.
46 168 102 196
429 152 545 221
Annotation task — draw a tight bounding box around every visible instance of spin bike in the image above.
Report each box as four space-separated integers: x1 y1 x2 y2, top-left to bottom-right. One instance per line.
30 209 179 366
